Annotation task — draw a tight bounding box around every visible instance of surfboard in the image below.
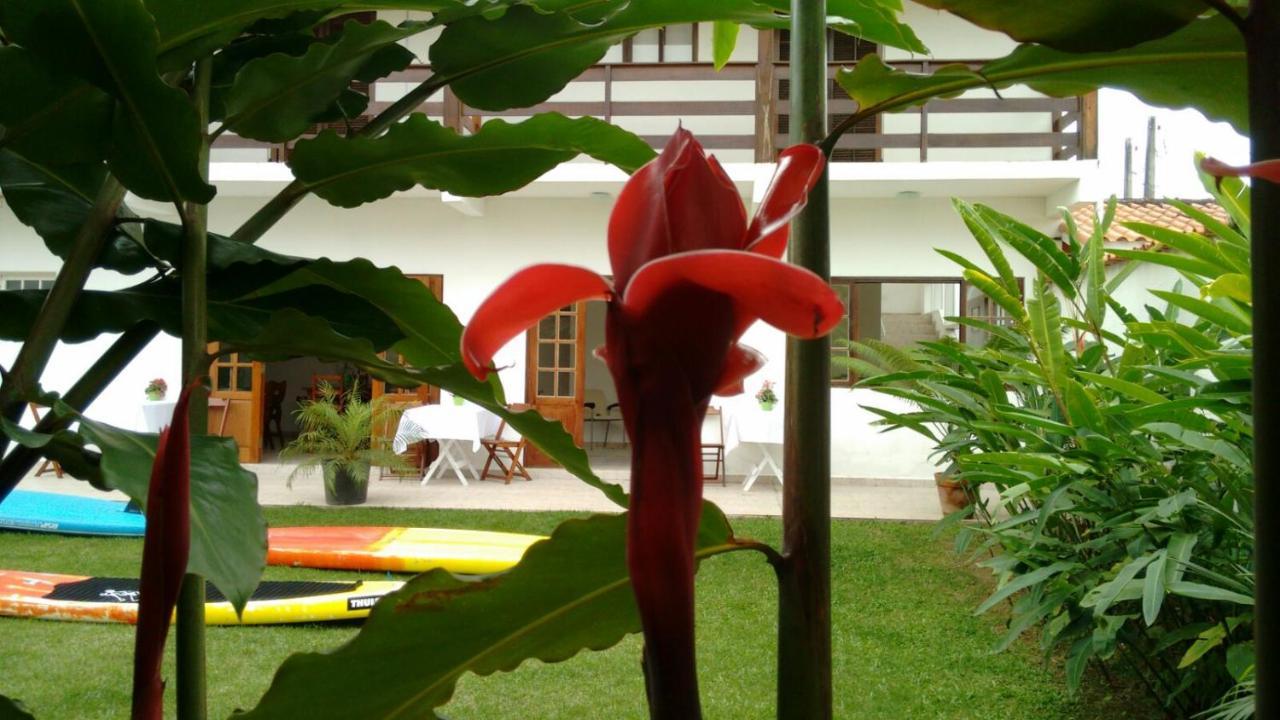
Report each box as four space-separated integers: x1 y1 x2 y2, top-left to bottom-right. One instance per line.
266 526 545 575
1 492 544 574
0 570 402 625
0 490 145 537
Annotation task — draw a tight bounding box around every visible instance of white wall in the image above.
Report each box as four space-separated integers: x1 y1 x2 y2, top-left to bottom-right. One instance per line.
2 188 1052 478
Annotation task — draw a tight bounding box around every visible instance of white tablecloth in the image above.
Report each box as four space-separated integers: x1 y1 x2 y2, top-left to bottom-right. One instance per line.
720 398 785 491
140 400 177 433
392 404 499 454
722 400 784 453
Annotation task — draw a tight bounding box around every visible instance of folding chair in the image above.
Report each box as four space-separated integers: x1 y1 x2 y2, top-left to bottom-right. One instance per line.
27 404 63 478
479 406 531 484
700 407 725 485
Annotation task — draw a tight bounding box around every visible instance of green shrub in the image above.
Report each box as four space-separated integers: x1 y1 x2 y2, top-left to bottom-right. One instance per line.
850 167 1254 718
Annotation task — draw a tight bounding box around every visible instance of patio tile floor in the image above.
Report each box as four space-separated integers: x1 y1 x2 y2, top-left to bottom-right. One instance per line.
17 462 944 521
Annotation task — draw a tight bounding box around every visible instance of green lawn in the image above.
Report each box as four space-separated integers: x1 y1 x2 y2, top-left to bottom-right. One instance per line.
0 506 1152 719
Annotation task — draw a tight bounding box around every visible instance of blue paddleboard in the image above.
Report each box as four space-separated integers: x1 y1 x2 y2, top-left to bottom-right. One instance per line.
0 490 145 537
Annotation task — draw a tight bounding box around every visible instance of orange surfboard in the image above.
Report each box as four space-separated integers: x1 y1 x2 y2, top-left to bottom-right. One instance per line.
0 570 402 625
266 526 545 575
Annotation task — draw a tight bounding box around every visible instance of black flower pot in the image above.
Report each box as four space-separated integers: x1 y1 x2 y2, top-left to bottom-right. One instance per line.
323 464 369 506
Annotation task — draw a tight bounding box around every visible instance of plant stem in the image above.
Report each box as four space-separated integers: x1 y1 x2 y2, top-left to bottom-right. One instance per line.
0 322 160 491
0 177 124 476
228 74 450 245
176 56 212 720
1248 1 1279 717
777 2 832 719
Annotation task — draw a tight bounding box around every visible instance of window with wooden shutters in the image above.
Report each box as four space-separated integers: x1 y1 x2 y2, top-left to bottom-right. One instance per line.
533 306 579 398
776 31 880 162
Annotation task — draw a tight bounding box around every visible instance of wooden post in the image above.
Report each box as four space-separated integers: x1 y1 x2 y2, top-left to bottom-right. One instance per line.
754 29 777 162
1249 1 1279 716
777 1 832 718
1079 91 1099 160
442 87 463 132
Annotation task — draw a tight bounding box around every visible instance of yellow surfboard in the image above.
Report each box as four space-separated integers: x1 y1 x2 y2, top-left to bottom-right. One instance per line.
266 526 545 575
0 570 402 625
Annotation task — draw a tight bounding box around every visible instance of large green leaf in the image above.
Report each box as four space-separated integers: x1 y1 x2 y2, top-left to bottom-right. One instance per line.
431 0 917 111
0 0 215 203
711 21 741 71
221 19 420 142
953 199 1018 295
0 46 112 167
836 17 1246 133
0 695 35 720
0 151 153 275
1148 290 1251 335
972 205 1078 294
1121 221 1246 275
236 504 754 718
288 113 656 207
144 1 495 68
1026 279 1069 405
1082 198 1113 329
976 561 1076 615
911 0 1206 52
0 409 266 615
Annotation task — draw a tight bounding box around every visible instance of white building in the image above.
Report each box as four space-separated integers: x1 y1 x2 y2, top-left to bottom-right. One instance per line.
0 5 1249 480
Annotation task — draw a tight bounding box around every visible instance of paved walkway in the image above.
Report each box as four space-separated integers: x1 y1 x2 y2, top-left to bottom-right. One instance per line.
18 464 944 522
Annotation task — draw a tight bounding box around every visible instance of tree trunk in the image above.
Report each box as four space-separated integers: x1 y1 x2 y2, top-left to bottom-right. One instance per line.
1248 1 1279 716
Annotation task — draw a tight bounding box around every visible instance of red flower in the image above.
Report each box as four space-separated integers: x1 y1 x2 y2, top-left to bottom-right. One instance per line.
1201 156 1280 184
461 129 842 717
132 381 196 720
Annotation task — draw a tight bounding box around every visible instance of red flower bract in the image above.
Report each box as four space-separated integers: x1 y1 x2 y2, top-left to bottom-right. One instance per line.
1201 155 1280 184
132 381 196 720
461 129 843 718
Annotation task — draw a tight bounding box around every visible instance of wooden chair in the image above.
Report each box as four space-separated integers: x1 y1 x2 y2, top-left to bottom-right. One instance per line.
700 407 725 486
378 439 432 482
262 380 287 450
27 404 63 478
479 405 531 484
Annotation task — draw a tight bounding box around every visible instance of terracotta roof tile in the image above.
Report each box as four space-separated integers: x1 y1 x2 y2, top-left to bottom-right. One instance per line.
1061 200 1231 264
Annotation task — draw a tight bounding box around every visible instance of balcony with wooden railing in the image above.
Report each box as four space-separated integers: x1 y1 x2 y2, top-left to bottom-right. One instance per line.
211 58 1097 166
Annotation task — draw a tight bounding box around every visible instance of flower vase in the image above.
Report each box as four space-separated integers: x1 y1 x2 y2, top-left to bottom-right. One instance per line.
759 400 775 411
146 390 165 402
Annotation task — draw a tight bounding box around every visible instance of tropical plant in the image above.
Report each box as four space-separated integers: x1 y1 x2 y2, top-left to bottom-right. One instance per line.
0 2 908 716
280 382 409 499
459 131 840 717
1 0 1277 718
851 168 1255 717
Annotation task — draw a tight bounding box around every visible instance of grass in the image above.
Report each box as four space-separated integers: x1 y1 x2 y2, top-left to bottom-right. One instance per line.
0 505 1154 719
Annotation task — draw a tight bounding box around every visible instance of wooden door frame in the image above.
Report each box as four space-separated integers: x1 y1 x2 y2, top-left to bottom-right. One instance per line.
208 346 264 463
524 302 588 466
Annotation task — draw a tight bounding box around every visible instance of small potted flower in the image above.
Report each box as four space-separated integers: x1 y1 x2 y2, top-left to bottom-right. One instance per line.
755 380 778 411
145 378 167 402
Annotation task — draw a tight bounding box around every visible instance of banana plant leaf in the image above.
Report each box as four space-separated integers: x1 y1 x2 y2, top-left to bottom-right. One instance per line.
0 405 266 615
236 504 762 719
0 0 215 202
836 17 1246 134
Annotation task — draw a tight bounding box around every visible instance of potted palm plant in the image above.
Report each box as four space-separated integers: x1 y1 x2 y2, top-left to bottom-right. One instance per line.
281 381 409 505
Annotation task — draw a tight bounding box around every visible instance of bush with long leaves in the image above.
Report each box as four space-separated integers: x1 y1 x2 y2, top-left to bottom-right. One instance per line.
851 168 1255 718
